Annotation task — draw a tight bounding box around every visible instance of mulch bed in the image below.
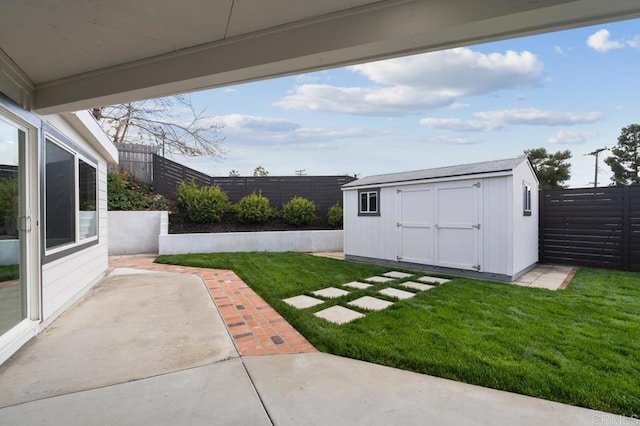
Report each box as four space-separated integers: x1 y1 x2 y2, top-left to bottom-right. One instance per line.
169 211 341 234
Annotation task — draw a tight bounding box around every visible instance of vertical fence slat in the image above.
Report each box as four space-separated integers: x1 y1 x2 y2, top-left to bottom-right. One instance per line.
623 186 631 271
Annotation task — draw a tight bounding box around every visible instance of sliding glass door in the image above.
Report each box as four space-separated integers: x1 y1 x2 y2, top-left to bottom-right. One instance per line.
0 117 26 336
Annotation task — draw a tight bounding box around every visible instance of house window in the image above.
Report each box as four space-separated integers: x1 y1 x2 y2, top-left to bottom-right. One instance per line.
359 189 380 216
45 139 76 249
523 182 532 216
44 136 98 253
79 160 97 239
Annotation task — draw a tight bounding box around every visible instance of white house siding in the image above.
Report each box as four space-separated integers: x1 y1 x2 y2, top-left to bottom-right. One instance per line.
39 115 110 325
480 176 512 276
511 161 539 276
343 187 397 261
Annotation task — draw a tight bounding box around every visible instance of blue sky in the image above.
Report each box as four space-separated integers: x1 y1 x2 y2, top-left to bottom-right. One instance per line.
178 18 640 187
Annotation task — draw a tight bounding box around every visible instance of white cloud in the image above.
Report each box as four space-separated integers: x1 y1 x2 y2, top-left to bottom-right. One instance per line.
419 118 499 132
475 108 604 126
426 136 482 145
547 130 597 144
419 108 604 133
627 35 640 49
275 47 543 115
448 102 470 110
274 84 453 115
554 46 565 55
587 29 624 53
210 114 368 146
214 114 300 132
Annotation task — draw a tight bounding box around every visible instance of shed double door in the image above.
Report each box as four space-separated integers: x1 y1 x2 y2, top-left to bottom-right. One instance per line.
397 181 481 271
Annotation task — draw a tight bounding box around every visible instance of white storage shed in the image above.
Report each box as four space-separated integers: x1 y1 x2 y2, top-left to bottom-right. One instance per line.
342 157 539 282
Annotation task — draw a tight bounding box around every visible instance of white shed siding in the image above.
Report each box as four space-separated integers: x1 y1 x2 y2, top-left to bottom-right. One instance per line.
39 115 110 324
511 161 539 275
480 176 512 276
343 187 397 261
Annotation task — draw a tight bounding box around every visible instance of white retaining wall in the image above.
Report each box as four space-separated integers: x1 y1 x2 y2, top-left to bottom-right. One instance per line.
108 211 168 255
159 230 343 255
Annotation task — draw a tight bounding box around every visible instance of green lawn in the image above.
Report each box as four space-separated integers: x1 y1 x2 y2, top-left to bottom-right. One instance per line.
0 264 18 282
155 252 640 416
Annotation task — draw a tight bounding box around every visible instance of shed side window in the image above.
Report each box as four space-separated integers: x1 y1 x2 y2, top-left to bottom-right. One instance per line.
358 189 380 216
523 182 532 216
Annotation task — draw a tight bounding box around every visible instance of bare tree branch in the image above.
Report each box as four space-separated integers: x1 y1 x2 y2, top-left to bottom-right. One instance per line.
91 95 225 158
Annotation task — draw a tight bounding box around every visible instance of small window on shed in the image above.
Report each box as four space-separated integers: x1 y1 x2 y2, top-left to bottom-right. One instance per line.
359 189 380 216
523 182 532 216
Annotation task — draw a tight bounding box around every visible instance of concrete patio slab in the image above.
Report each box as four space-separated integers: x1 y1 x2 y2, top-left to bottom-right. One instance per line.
314 306 365 324
0 359 271 426
310 252 345 260
514 264 577 291
379 287 416 300
343 281 373 290
364 276 395 283
312 287 350 299
400 281 434 292
282 295 324 309
348 296 393 311
417 276 451 284
243 353 629 426
382 271 413 279
0 271 237 409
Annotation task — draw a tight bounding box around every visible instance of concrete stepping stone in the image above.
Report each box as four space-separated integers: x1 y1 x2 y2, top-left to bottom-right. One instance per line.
379 287 416 300
343 281 373 290
314 306 365 324
364 276 394 283
312 287 350 298
417 276 451 285
383 271 413 279
400 281 434 292
282 295 324 309
348 296 393 311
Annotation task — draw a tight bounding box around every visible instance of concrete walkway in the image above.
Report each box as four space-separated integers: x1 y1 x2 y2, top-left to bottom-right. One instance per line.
0 258 634 425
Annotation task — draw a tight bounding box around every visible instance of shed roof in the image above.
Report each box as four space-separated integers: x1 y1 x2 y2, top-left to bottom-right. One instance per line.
343 157 529 188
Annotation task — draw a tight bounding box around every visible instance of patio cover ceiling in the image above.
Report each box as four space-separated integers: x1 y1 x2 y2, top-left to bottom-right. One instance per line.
1 0 639 114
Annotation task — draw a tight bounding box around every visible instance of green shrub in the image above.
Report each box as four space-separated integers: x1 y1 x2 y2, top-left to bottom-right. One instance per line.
237 192 275 223
176 180 228 223
0 177 18 237
327 203 343 228
282 196 317 226
107 170 168 211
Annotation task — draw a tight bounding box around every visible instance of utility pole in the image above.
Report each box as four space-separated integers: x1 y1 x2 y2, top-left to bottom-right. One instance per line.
295 169 306 176
585 147 607 188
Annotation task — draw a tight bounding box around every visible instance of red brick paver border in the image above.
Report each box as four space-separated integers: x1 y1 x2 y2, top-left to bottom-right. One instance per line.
108 255 316 356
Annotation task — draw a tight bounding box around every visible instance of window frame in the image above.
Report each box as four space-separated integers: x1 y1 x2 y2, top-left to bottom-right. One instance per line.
358 188 380 216
523 181 532 216
42 124 99 263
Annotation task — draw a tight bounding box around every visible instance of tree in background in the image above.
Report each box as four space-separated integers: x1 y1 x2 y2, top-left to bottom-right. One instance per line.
605 124 640 185
229 170 240 177
253 166 269 177
91 95 224 157
524 148 572 189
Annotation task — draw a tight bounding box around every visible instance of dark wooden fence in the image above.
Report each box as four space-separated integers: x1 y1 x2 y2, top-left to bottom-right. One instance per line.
539 185 640 271
153 155 356 215
108 143 158 184
0 165 18 181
